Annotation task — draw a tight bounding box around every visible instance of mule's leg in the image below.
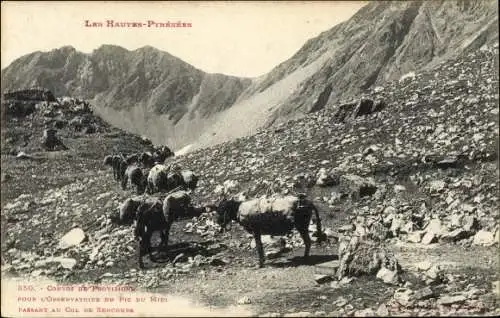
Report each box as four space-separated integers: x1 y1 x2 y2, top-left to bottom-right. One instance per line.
163 213 175 252
138 242 144 269
159 218 171 249
139 180 147 194
294 208 313 259
298 228 312 259
138 235 149 269
164 221 173 249
121 174 128 190
159 230 167 250
145 231 155 262
253 232 265 268
113 166 118 181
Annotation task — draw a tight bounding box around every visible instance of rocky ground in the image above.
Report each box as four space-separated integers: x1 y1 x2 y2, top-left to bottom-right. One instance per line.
1 45 499 316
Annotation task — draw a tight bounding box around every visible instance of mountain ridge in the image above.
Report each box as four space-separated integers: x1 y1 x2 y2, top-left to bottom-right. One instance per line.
191 0 498 150
2 0 498 151
1 44 252 150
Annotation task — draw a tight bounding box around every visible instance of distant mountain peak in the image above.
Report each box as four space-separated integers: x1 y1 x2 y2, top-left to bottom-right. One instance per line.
136 45 159 51
52 45 77 52
93 44 129 54
2 0 497 151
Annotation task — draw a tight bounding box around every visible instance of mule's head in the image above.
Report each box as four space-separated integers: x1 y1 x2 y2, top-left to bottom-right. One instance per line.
136 200 151 216
186 173 199 191
109 209 122 225
126 154 139 165
103 155 113 166
118 199 141 226
215 198 241 231
139 152 154 167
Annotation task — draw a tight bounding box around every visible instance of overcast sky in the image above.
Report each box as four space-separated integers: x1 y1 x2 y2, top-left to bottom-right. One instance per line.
1 1 366 77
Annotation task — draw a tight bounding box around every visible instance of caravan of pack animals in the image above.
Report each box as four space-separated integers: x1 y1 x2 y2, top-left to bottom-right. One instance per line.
103 143 326 269
2 88 328 273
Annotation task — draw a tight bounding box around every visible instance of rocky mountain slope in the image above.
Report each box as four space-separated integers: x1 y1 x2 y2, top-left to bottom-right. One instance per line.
0 94 156 204
1 38 498 316
194 0 499 149
2 1 497 152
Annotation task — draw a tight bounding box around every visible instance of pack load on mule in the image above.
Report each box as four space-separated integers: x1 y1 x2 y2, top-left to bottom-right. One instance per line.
216 190 327 268
131 189 213 268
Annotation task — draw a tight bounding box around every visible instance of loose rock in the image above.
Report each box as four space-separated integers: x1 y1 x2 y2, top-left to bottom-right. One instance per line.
472 230 495 246
58 228 86 249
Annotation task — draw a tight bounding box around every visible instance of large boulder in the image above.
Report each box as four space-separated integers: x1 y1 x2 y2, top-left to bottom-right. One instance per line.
353 98 386 118
58 228 86 249
332 98 385 123
337 236 402 284
315 168 340 187
339 174 377 200
472 230 496 246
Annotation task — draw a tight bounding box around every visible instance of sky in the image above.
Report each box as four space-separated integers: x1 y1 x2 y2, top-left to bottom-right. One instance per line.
1 1 366 78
